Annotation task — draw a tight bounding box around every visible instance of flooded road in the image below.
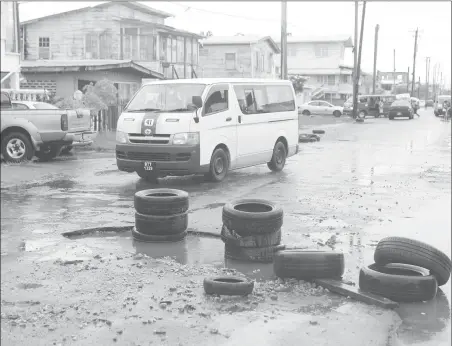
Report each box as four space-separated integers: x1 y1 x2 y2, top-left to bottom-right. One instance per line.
1 110 450 345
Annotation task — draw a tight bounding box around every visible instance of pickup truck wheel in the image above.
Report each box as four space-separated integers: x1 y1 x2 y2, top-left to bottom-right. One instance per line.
35 145 62 162
1 132 35 163
333 110 342 117
61 146 73 154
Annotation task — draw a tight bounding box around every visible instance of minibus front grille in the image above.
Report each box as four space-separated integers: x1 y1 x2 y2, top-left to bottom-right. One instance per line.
128 133 170 145
126 152 171 161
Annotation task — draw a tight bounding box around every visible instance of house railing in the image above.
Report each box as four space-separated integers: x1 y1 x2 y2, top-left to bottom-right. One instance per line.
3 88 50 101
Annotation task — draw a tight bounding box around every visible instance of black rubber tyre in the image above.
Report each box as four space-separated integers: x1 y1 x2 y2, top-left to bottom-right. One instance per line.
333 110 342 117
222 199 283 236
135 211 188 236
203 276 254 296
359 263 438 302
374 237 452 286
61 146 73 154
267 141 287 172
1 132 35 163
132 227 187 243
302 110 311 116
356 118 365 123
309 134 320 141
134 189 189 216
136 170 159 184
299 135 312 143
206 148 229 182
221 224 281 248
389 116 394 120
35 144 62 162
273 250 345 280
358 110 367 119
312 129 325 134
224 243 284 263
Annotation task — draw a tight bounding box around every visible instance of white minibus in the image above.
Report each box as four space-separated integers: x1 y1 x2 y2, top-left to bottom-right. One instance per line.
116 78 299 183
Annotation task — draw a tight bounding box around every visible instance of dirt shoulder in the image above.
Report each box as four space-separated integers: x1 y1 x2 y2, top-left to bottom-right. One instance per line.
1 245 400 346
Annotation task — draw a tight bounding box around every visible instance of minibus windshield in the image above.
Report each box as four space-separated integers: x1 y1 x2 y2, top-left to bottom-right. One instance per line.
125 84 207 113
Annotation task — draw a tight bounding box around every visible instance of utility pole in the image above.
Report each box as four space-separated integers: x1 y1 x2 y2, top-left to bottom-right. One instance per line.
411 27 418 96
392 49 396 94
407 66 410 93
372 24 379 94
425 57 430 101
417 76 420 98
352 1 359 118
280 0 288 80
353 1 366 120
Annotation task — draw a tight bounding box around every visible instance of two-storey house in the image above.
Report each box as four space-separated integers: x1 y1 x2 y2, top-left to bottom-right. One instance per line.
1 1 21 90
19 1 203 102
273 35 371 105
377 71 409 93
199 35 280 79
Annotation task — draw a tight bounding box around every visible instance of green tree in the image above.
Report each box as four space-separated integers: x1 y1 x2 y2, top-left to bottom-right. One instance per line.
290 75 308 94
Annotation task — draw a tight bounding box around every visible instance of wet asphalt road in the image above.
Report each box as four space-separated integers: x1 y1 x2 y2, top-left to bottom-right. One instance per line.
1 109 451 345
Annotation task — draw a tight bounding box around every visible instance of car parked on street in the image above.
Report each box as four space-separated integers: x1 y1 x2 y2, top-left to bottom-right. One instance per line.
388 99 414 120
426 99 434 107
343 95 383 118
434 95 452 117
299 100 343 117
1 91 90 162
12 100 96 153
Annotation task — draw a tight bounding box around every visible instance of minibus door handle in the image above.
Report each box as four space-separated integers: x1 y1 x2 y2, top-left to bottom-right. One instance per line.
238 115 242 124
226 117 232 122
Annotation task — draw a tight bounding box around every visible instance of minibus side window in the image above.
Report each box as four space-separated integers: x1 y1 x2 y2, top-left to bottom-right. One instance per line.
203 84 229 116
264 85 295 112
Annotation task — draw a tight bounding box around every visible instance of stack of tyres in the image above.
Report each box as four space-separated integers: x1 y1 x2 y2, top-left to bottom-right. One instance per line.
132 189 189 242
359 237 452 302
221 199 284 263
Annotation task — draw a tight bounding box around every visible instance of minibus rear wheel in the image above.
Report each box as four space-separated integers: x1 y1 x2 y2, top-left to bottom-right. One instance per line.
267 141 286 172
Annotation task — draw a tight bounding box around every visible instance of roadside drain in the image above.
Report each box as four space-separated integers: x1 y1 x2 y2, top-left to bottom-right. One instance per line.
62 226 276 280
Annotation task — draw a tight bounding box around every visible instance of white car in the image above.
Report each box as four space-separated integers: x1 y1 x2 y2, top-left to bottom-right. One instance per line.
299 100 344 117
12 100 97 153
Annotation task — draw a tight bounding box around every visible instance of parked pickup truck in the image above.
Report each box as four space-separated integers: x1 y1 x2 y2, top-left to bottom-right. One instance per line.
1 91 91 162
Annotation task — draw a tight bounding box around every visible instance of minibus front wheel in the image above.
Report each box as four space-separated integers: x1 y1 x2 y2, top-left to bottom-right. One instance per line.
206 147 229 182
137 170 159 184
267 141 287 172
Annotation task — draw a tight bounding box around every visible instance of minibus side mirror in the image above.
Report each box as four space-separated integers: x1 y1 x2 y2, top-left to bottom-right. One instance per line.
191 96 203 123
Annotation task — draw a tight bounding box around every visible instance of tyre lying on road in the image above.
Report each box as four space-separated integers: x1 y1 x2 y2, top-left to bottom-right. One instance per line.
359 263 438 302
221 199 284 262
273 250 345 280
374 236 452 286
132 188 189 242
203 276 254 296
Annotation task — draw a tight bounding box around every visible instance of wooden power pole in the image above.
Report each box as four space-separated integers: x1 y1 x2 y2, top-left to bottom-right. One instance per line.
372 24 379 94
352 1 360 118
425 57 430 101
411 27 418 96
280 0 288 80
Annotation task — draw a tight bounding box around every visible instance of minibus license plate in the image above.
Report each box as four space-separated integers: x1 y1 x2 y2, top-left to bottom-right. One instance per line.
144 161 155 171
397 112 402 115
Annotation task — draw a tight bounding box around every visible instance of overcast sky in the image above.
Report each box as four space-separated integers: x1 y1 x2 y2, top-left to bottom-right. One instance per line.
19 1 451 87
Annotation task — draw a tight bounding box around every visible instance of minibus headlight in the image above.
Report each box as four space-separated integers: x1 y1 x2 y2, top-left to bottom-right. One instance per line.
116 131 128 144
172 132 199 145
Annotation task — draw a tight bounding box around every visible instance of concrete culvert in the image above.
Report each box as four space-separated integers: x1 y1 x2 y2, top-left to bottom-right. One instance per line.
273 250 345 280
222 199 283 237
134 188 189 215
374 236 452 286
359 263 438 302
203 276 254 296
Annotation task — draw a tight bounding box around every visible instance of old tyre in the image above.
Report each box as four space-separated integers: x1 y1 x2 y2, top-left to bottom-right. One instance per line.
203 276 254 296
267 141 287 172
333 110 342 117
35 144 62 161
309 134 320 141
358 110 367 118
61 145 73 154
207 148 229 182
224 243 284 263
222 199 283 236
137 170 159 184
135 211 188 235
302 110 311 116
312 129 325 134
132 227 187 243
134 189 189 216
389 116 394 120
374 237 452 286
221 224 281 248
273 250 345 280
356 118 365 123
1 132 35 163
359 263 438 302
299 134 312 143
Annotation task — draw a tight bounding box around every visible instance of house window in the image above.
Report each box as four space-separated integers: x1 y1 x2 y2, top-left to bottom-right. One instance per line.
177 37 184 63
192 40 198 65
340 75 348 84
255 51 259 71
289 48 297 57
327 75 336 85
38 37 50 59
317 75 328 84
139 35 154 61
85 33 98 59
99 33 113 59
171 37 177 63
186 37 192 64
260 54 265 72
315 46 329 58
268 53 273 73
225 53 236 70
